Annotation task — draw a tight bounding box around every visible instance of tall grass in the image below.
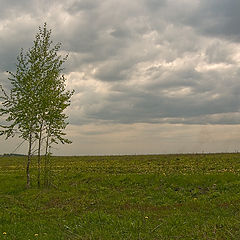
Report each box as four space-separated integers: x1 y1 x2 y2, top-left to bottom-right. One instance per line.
0 153 240 239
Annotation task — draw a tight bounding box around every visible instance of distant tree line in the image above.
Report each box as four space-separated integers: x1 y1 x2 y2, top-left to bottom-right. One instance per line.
0 153 26 157
0 23 74 188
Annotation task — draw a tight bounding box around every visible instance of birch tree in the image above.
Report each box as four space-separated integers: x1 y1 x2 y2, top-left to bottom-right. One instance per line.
0 23 74 188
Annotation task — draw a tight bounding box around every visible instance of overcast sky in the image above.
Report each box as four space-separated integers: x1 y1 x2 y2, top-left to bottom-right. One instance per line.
1 0 240 155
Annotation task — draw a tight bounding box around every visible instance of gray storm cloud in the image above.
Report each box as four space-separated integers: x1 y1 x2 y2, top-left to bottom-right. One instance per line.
1 0 240 128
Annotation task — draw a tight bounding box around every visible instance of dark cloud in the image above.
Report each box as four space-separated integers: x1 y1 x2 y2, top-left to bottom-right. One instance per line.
1 0 240 128
182 0 240 41
110 27 132 39
66 0 99 14
94 59 137 82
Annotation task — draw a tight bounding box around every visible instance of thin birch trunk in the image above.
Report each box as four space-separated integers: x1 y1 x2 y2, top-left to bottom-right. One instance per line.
44 131 49 187
26 133 32 188
37 123 43 188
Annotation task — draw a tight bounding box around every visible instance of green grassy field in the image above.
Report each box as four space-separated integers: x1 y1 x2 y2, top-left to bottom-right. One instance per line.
1 153 240 239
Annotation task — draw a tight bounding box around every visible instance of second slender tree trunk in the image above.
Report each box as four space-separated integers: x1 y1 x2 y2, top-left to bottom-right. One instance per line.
44 132 49 187
26 133 32 188
37 123 43 188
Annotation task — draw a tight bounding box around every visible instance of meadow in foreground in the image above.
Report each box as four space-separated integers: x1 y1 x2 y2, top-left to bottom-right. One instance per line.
0 153 240 239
